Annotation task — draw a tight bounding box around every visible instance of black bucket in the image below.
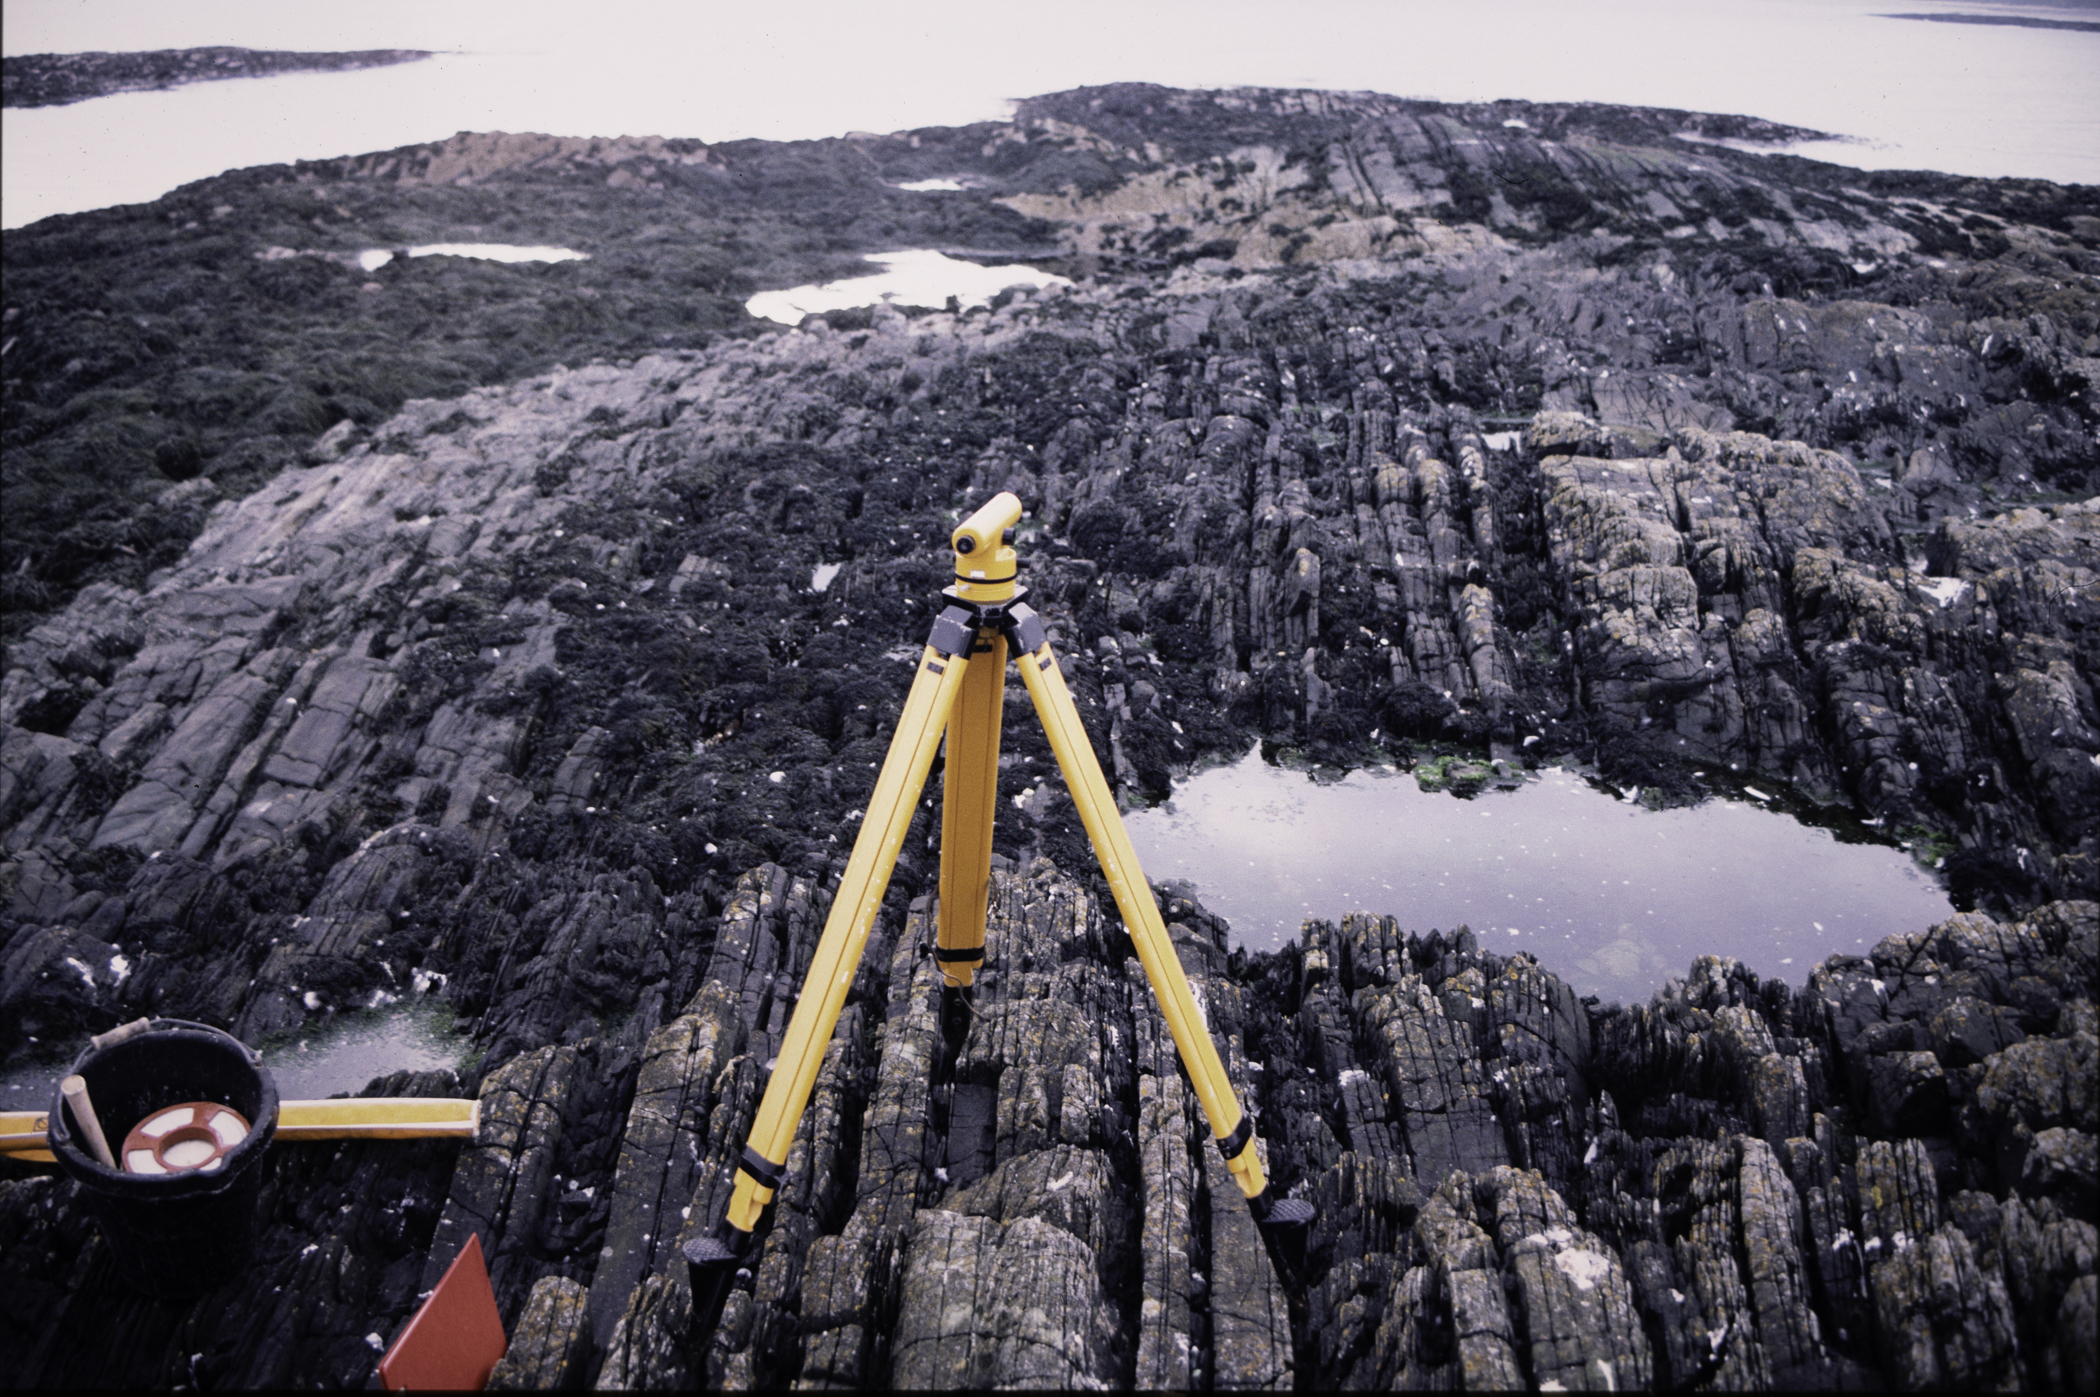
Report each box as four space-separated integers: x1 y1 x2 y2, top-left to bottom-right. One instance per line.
48 1019 279 1300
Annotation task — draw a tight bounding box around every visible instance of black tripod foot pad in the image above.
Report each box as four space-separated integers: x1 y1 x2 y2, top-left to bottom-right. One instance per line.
1248 1189 1315 1234
682 1230 748 1269
684 1224 754 1351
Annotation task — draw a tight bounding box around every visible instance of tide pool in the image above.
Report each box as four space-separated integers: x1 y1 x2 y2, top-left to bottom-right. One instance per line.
356 243 587 271
0 1002 467 1116
259 1003 468 1101
745 249 1070 325
1123 747 1956 1005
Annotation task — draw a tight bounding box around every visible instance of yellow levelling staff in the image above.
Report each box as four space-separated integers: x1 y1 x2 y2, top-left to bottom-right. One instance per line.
0 1096 479 1162
685 492 1313 1343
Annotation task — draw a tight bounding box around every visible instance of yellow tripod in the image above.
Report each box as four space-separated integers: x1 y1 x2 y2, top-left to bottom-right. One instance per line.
685 492 1311 1341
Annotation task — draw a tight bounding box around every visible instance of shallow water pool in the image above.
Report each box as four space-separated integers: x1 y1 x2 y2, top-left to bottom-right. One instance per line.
1 1003 467 1117
1122 747 1955 1005
259 1004 469 1102
355 243 588 271
746 249 1070 325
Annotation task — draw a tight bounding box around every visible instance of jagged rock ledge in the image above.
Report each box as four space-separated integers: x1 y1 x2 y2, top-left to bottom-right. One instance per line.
2 858 2093 1389
1 83 2096 1388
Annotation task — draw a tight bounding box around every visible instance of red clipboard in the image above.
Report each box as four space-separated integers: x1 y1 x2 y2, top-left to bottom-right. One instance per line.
378 1232 508 1390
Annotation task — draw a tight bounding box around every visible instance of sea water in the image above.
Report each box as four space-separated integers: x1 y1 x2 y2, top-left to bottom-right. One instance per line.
1123 747 1956 1005
6 0 2098 230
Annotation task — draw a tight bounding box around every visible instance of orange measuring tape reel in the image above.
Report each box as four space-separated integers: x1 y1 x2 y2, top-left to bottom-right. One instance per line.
119 1101 252 1175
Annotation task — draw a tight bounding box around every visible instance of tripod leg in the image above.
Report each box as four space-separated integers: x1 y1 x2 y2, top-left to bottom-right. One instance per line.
1013 628 1309 1234
937 630 1006 990
687 636 972 1335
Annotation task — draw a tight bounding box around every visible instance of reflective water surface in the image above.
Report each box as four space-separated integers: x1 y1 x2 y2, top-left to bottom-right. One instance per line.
1 1003 467 1116
1123 747 1956 1005
746 249 1070 324
356 243 588 271
260 1003 469 1101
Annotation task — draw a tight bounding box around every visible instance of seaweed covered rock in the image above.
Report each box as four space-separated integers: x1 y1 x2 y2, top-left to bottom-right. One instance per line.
1 79 2096 1391
1 859 2093 1388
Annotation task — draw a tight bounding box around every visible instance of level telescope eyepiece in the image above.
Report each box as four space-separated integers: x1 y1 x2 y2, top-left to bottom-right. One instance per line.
950 490 1022 597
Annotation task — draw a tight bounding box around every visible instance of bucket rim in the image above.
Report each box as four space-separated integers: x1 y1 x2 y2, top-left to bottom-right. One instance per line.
49 1019 279 1192
64 1017 265 1075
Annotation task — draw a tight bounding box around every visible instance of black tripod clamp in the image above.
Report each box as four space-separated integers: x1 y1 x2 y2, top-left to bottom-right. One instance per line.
925 586 1047 663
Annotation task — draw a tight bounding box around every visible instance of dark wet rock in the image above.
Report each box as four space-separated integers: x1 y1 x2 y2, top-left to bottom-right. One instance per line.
1202 1141 1294 1390
0 922 128 1047
2 47 432 107
1402 1176 1528 1389
8 86 2096 894
1 867 2094 1389
889 1209 1119 1389
1134 1065 1200 1388
1482 1166 1654 1390
1867 1214 2022 1388
2 83 2097 1390
423 1041 629 1324
485 1274 590 1390
2022 1126 2098 1212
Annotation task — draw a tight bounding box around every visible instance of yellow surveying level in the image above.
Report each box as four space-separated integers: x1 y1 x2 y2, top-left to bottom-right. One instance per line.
685 492 1312 1347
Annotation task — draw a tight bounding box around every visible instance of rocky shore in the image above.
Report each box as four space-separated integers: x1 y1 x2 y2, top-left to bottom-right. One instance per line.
1 84 2096 1387
3 863 2092 1388
1 48 435 109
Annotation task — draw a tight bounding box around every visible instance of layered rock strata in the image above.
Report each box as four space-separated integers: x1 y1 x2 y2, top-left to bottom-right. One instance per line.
1 82 2096 1390
2 859 2091 1388
9 83 2096 660
4 275 2089 1007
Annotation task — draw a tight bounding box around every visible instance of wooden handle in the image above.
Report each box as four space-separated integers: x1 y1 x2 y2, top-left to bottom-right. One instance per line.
59 1076 116 1168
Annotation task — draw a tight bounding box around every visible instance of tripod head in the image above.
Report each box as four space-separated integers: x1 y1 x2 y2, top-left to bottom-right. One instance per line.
949 490 1021 602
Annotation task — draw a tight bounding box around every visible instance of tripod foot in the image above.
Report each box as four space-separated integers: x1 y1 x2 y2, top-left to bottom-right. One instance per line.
684 1223 753 1354
1248 1186 1315 1280
1248 1186 1316 1238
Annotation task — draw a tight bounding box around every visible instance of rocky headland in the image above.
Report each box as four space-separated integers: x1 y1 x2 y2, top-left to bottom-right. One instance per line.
1 48 436 109
1 84 2095 1388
